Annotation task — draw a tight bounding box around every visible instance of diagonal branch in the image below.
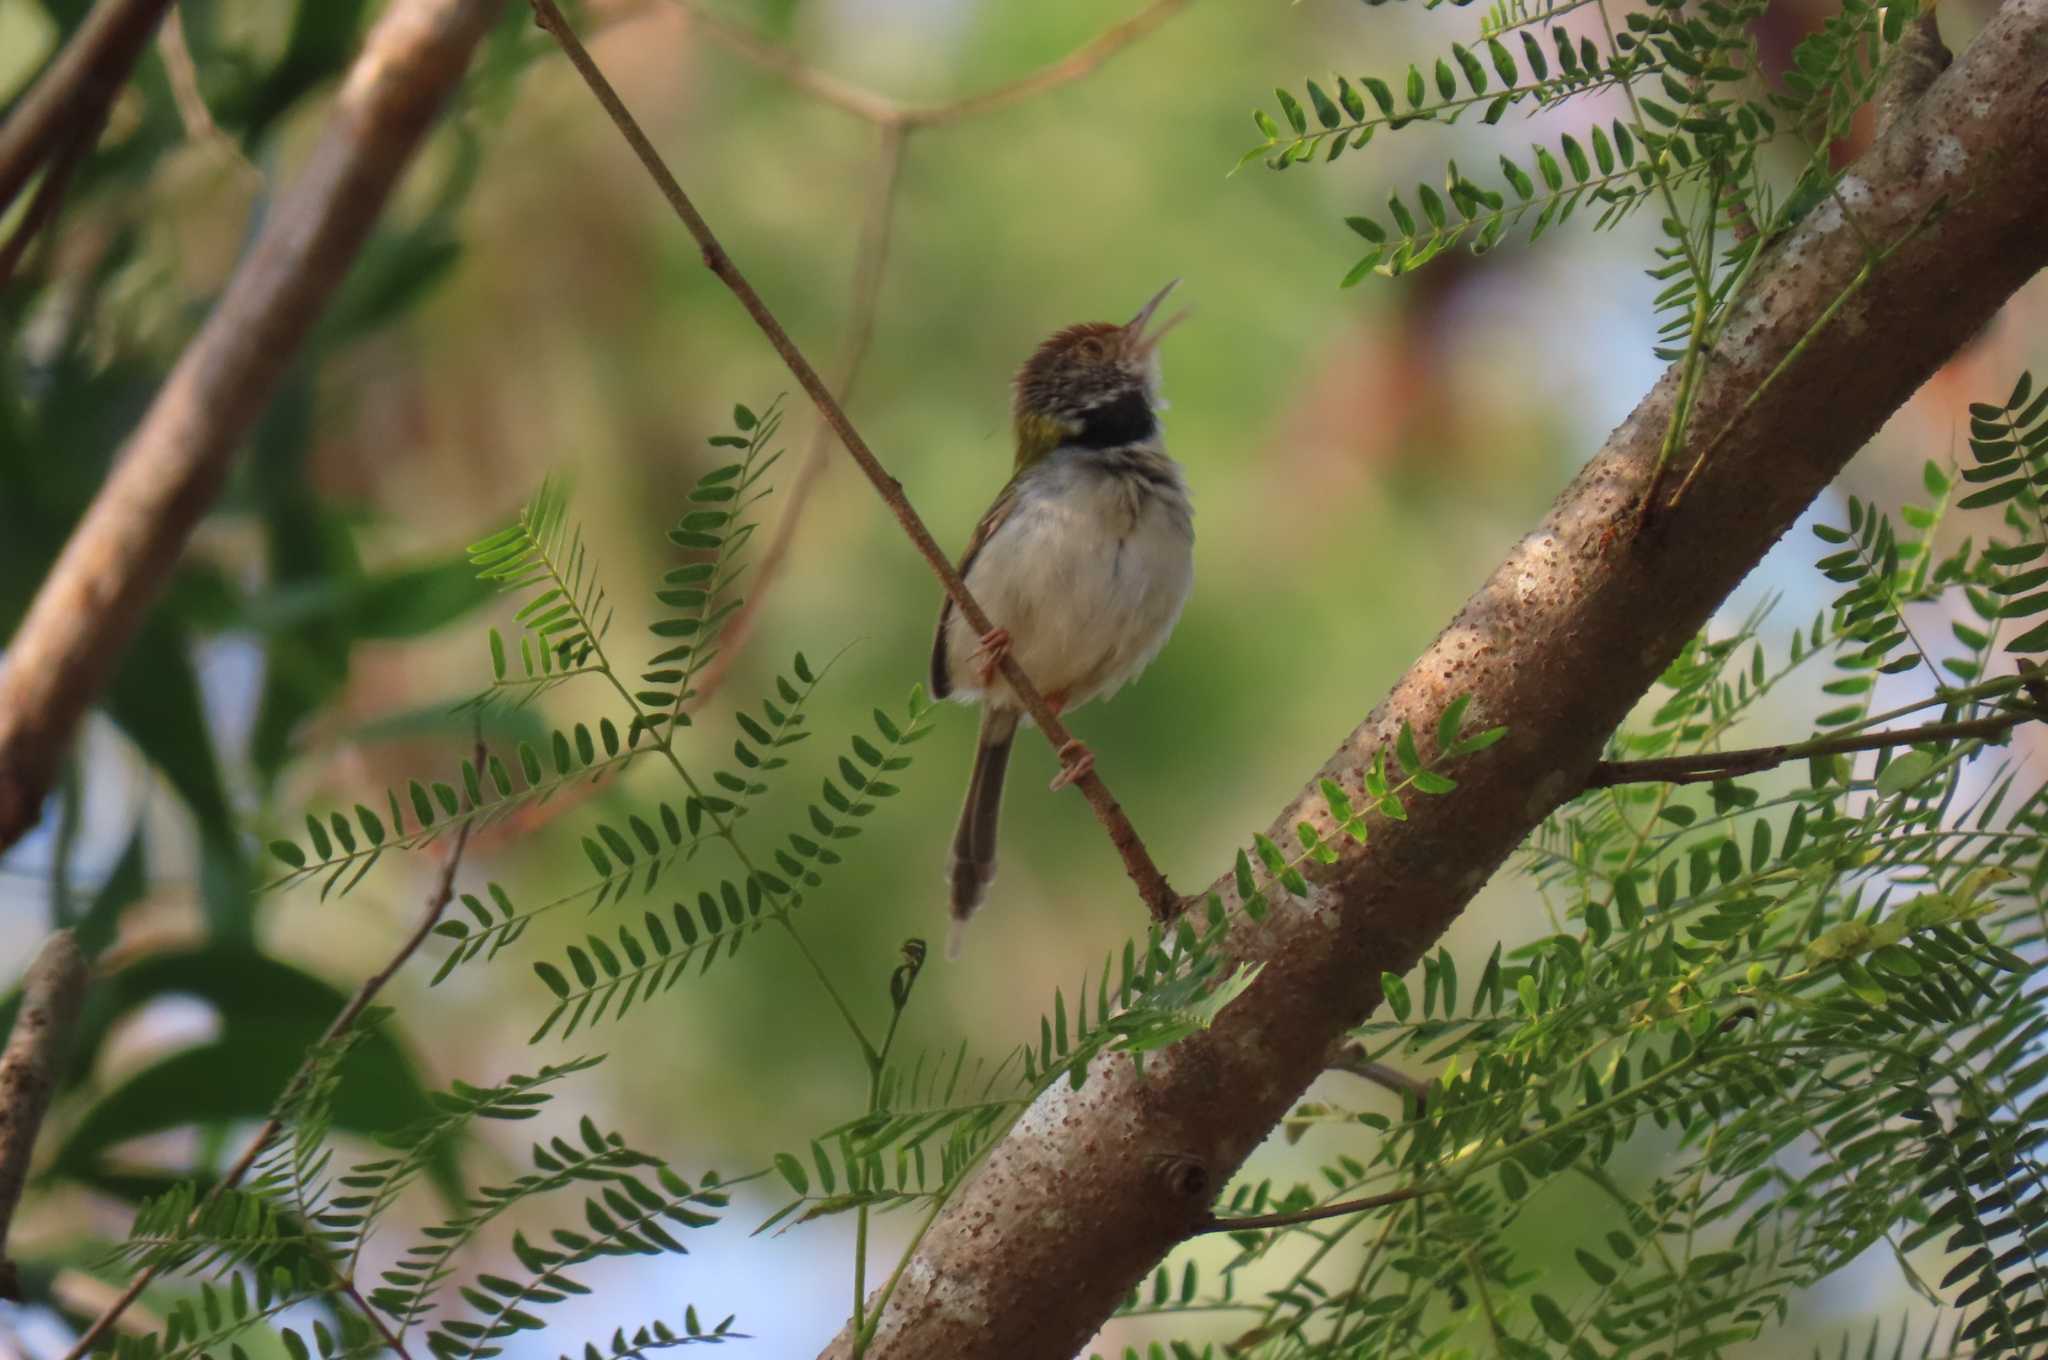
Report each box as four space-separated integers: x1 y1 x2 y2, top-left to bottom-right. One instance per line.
0 931 89 1303
60 749 484 1359
0 0 510 857
0 0 174 221
1586 709 2044 788
528 0 1181 921
811 0 2048 1349
670 0 1190 130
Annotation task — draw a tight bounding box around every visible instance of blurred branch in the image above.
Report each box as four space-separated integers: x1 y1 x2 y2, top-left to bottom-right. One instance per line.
1329 1044 1429 1112
1197 1186 1425 1236
1584 710 2041 788
61 765 483 1359
529 0 1183 922
811 0 2048 1347
0 931 88 1303
155 6 265 188
0 0 509 857
669 0 1190 129
0 0 173 220
687 121 905 714
0 0 173 289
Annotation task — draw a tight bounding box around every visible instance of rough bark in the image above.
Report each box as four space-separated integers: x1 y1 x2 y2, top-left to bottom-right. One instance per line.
0 931 88 1302
0 0 510 854
824 1 2048 1353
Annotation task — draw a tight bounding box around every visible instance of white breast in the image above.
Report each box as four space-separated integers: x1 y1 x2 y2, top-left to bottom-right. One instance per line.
945 448 1194 715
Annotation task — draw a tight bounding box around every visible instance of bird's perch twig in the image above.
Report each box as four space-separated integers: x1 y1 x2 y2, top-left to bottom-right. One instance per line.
61 768 483 1359
1585 709 2042 789
528 0 1182 921
675 0 1191 717
0 931 89 1303
0 0 509 859
809 0 2048 1346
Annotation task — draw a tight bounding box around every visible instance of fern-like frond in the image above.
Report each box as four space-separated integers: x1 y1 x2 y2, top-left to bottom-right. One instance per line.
368 1118 668 1335
266 719 648 898
640 400 786 730
424 1151 732 1360
526 681 936 1042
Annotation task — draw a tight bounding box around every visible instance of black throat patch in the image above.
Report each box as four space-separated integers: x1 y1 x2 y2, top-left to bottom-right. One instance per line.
1072 389 1156 450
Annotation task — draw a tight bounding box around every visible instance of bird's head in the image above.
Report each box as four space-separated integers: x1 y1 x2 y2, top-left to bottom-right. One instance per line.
1012 279 1185 467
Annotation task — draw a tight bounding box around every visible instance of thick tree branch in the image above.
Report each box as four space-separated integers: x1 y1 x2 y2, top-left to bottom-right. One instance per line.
0 0 509 856
61 775 482 1359
529 0 1182 921
816 0 2048 1350
0 931 88 1302
1586 709 2042 788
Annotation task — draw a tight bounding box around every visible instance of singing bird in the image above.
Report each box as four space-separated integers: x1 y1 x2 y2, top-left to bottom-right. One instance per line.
931 280 1194 955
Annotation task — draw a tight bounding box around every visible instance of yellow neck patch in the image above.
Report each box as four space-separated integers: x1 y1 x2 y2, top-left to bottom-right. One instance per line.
1013 410 1075 469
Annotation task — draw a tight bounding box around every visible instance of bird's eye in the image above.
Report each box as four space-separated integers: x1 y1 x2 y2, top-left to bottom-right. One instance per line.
1075 338 1106 361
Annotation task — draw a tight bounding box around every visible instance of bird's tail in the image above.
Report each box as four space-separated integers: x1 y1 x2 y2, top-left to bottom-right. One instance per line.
947 707 1019 957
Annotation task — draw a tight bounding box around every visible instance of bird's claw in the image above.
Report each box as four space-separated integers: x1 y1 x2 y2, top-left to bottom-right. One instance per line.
971 627 1012 688
1048 740 1093 792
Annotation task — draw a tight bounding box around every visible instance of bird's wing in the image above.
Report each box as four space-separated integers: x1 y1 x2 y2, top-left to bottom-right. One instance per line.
929 482 1020 700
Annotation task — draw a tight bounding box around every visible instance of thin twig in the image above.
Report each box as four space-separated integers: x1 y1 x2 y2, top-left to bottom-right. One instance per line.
529 0 1180 921
670 0 1189 130
1196 1186 1425 1236
0 931 89 1303
155 6 265 189
687 122 905 715
1328 1044 1429 1114
0 108 96 291
897 0 1190 128
1584 710 2036 789
60 764 482 1360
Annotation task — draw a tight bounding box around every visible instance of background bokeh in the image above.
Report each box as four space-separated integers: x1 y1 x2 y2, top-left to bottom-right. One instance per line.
3 0 2045 1354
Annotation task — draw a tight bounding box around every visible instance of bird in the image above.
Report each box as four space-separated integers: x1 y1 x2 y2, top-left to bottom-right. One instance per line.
930 280 1194 957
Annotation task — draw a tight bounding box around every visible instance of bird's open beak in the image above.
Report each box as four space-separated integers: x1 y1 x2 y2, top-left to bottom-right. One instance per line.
1124 278 1188 355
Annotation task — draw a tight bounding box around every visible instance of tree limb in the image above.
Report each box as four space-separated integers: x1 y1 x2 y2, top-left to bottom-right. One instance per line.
0 931 89 1303
0 0 509 856
0 0 174 220
812 0 2048 1349
528 0 1182 921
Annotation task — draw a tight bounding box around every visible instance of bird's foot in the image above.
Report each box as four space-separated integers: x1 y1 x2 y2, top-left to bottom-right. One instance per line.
1048 740 1094 792
971 627 1012 688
